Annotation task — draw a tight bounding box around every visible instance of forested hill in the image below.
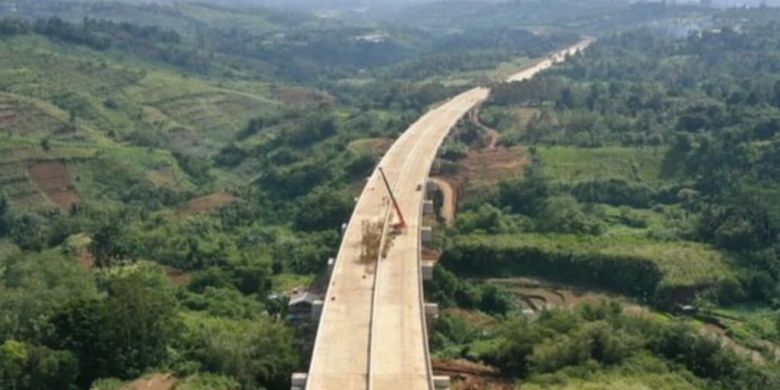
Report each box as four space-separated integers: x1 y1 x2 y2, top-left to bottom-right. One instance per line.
2 1 778 390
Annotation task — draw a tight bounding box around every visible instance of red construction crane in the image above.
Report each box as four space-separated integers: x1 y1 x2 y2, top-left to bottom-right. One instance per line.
378 167 406 233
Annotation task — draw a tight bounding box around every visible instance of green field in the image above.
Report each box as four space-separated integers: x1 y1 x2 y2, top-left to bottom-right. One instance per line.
536 146 668 185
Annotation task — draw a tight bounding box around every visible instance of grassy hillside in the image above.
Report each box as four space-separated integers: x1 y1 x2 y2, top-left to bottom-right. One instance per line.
0 28 283 215
0 34 277 151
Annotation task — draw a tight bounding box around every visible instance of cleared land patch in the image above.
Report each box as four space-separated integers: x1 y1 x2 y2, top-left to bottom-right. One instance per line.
433 359 511 390
347 137 393 156
459 146 530 186
273 85 335 106
119 373 176 390
147 167 179 188
0 141 95 211
29 161 80 210
177 191 238 216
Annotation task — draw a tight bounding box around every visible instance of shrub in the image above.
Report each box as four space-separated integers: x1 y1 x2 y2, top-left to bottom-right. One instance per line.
569 179 656 208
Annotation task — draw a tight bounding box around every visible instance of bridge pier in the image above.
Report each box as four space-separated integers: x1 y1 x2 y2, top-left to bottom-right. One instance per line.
421 226 433 244
433 375 451 390
423 199 434 214
424 302 439 322
326 257 335 275
426 179 438 195
311 300 323 322
422 260 435 281
290 373 307 390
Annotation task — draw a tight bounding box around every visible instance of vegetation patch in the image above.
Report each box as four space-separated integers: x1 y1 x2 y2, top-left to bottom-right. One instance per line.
536 146 667 185
0 93 67 138
442 233 735 305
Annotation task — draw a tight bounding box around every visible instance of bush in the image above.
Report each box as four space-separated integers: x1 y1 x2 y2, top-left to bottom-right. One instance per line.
537 195 603 235
569 179 656 208
441 142 469 160
454 204 527 235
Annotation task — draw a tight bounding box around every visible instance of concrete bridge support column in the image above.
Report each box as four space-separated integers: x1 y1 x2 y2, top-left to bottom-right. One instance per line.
421 226 433 245
290 373 307 390
423 199 434 215
422 260 435 281
424 302 439 323
311 300 323 322
433 375 451 390
426 179 438 196
326 257 335 275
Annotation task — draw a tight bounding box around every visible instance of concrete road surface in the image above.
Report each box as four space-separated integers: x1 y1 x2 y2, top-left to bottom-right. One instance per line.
368 88 489 390
305 39 592 390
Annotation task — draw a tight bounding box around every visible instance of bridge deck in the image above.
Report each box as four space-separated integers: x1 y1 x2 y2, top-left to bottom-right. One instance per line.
306 39 592 390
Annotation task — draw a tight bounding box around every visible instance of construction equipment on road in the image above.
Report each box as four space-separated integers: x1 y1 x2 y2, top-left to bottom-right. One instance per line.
378 167 406 233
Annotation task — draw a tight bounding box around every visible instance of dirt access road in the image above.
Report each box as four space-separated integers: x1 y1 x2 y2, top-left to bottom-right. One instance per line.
305 39 593 390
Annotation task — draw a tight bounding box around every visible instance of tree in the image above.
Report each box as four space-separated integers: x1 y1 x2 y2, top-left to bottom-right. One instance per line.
498 169 549 217
51 272 179 385
489 317 538 377
89 222 139 268
9 213 47 252
214 144 247 168
294 187 353 231
0 251 98 343
479 284 513 315
236 116 265 140
538 195 603 235
0 194 8 236
184 315 298 389
0 340 79 390
230 255 272 296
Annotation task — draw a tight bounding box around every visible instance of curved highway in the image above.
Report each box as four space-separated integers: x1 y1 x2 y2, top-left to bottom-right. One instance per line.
304 39 592 390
